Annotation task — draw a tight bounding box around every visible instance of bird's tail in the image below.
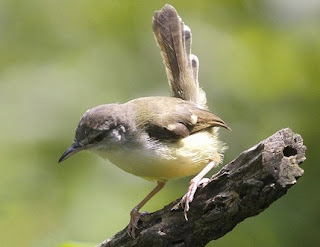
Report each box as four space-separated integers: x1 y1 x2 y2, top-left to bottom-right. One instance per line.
152 4 207 109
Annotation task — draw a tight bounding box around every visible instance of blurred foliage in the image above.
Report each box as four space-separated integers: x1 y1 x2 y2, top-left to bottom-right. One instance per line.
0 0 319 246
56 242 94 247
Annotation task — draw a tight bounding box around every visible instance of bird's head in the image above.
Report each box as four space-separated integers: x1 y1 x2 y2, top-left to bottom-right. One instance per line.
58 104 126 163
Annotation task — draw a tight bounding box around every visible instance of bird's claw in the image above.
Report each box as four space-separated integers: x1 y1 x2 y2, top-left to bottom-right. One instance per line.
172 178 209 220
127 208 141 238
172 178 199 220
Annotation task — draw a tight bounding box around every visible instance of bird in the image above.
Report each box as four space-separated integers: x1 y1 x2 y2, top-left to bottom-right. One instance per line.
58 4 229 238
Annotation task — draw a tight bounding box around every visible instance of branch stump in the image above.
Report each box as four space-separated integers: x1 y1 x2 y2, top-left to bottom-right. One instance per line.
98 128 306 247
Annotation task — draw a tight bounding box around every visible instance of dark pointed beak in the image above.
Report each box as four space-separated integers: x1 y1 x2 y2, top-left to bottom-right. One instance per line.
58 141 82 163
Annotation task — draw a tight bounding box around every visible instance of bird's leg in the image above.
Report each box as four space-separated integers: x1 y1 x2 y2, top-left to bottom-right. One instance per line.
127 181 166 238
173 160 216 220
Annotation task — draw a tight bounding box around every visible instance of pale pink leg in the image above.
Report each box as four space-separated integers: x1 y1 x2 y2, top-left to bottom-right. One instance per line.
127 181 166 238
174 160 216 220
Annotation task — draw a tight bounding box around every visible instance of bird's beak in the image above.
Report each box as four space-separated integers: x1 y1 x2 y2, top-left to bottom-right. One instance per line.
58 141 82 163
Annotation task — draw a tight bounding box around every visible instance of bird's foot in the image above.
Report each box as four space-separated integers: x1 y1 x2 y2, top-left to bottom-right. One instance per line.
127 208 149 238
127 207 141 238
172 178 210 220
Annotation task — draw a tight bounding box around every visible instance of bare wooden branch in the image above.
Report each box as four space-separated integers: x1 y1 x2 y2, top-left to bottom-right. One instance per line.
97 128 306 247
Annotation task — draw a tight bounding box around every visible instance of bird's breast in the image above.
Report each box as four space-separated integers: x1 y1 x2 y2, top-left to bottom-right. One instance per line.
92 129 225 181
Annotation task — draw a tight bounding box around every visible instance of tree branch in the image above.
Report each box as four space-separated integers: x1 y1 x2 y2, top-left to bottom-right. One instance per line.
98 128 306 247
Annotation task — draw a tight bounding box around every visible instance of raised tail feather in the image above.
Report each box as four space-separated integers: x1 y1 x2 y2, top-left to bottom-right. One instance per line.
152 4 207 109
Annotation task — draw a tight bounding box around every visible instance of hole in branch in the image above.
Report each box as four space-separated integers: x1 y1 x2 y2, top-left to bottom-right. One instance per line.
283 146 297 157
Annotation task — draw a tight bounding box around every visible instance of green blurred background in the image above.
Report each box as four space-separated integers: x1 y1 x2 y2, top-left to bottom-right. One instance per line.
0 0 319 246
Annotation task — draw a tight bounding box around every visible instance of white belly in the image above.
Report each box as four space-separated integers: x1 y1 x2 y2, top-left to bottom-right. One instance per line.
93 129 225 181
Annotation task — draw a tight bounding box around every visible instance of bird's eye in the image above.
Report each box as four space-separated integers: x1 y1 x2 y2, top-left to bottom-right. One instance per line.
92 133 106 143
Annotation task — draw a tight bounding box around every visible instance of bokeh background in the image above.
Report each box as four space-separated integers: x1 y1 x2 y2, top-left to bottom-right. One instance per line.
1 0 319 246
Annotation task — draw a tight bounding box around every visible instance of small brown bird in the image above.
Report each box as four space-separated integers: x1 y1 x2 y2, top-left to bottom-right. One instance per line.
59 4 229 238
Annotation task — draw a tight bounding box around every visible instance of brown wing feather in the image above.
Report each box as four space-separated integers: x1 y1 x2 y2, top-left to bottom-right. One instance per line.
142 98 229 142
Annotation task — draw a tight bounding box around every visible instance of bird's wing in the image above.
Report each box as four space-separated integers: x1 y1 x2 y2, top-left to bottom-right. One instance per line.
145 102 229 142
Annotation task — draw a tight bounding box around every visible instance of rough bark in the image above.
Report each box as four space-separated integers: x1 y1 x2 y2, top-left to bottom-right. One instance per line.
97 128 306 247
